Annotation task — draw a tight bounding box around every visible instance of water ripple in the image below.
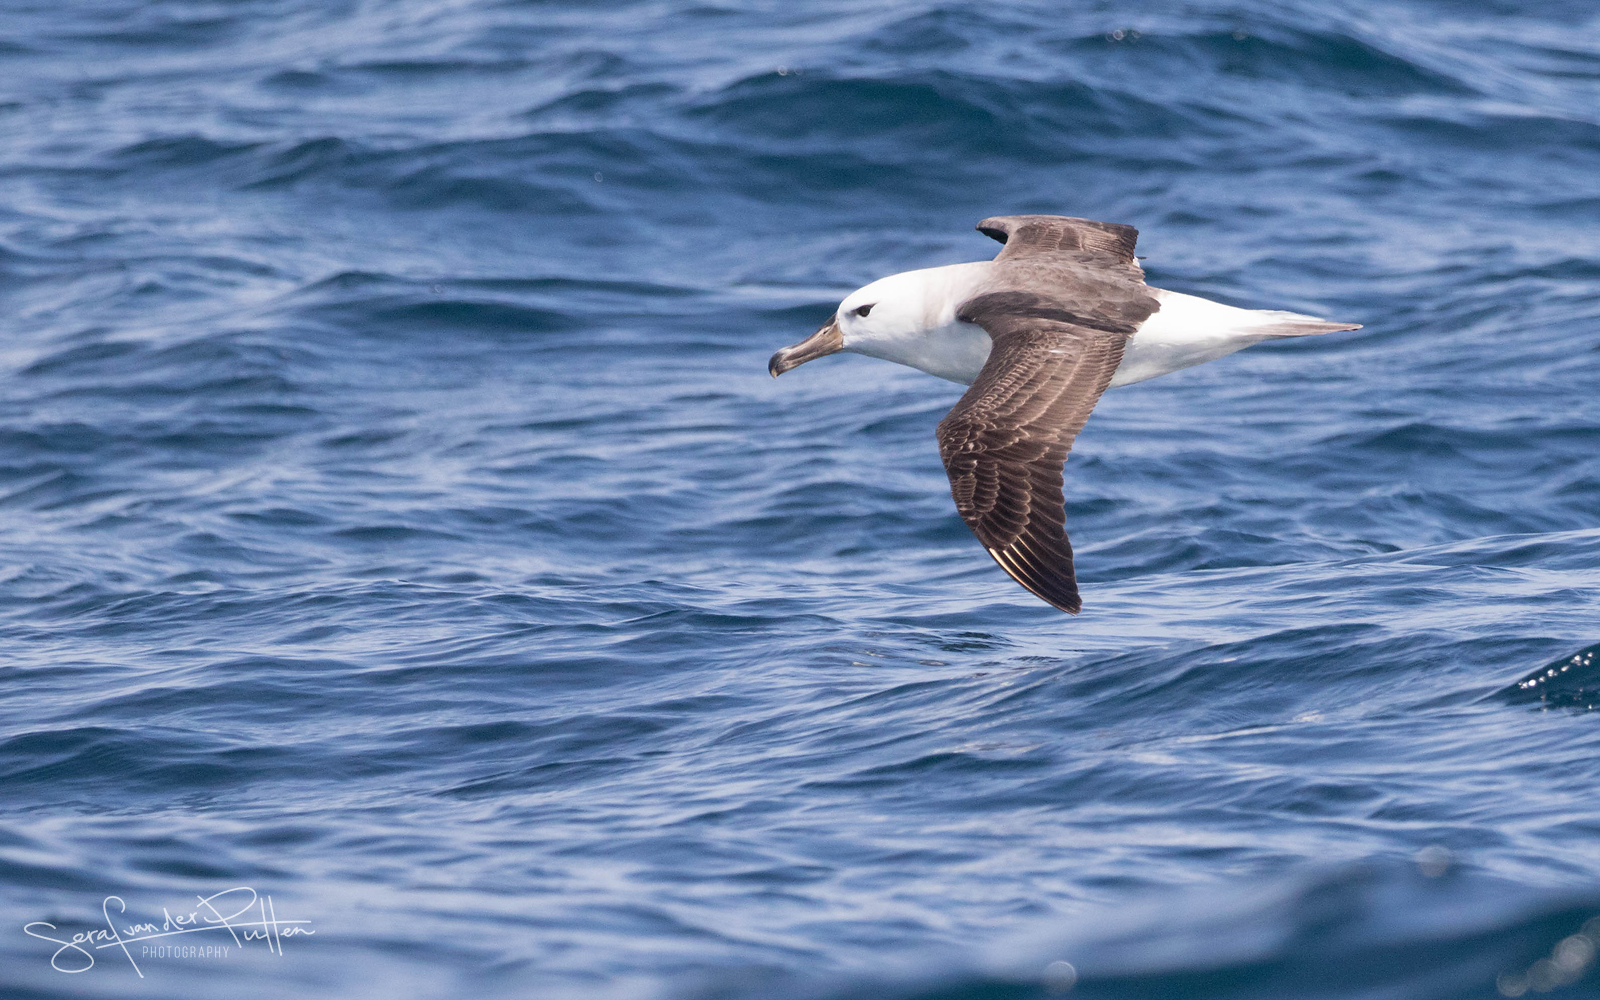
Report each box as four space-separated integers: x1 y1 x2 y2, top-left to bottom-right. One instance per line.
3 1 1600 998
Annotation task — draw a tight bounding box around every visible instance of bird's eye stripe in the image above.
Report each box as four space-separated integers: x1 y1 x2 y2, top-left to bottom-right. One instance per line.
854 304 873 317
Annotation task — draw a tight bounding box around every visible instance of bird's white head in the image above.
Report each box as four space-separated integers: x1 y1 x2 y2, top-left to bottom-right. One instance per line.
768 262 992 382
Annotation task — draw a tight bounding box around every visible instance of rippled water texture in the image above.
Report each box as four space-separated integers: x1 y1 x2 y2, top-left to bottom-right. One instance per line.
3 2 1600 998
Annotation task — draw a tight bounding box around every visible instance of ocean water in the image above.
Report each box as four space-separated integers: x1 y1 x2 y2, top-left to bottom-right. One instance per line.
3 1 1600 997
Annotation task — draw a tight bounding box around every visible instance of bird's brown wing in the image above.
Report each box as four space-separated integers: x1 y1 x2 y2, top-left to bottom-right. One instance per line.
936 294 1134 614
976 213 1141 268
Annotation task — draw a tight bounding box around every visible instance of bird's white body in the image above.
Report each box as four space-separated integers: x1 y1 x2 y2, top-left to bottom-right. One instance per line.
835 261 1343 388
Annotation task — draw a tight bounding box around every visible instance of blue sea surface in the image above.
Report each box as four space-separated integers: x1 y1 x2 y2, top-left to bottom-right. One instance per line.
3 1 1600 997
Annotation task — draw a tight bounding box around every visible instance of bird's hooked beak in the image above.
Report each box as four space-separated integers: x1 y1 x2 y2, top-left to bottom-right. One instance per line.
768 316 843 377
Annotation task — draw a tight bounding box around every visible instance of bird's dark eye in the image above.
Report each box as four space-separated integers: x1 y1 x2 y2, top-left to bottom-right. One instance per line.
853 304 873 318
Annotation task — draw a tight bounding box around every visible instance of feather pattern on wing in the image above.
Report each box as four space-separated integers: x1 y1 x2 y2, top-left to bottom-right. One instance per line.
977 214 1142 267
934 217 1160 613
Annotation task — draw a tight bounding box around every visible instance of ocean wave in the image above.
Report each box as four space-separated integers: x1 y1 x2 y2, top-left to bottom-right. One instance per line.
5 2 1600 998
721 866 1600 1000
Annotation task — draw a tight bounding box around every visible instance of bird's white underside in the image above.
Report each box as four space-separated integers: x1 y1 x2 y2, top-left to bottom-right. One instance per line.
837 260 1343 388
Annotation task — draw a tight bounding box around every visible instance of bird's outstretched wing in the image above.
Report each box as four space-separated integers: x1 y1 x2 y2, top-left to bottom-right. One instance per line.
936 216 1159 614
977 213 1142 268
936 306 1129 613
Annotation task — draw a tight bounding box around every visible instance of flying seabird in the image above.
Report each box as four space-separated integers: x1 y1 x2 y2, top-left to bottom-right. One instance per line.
768 214 1360 615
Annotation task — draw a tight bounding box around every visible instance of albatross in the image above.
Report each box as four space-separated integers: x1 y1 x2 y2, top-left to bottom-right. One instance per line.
768 214 1360 615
